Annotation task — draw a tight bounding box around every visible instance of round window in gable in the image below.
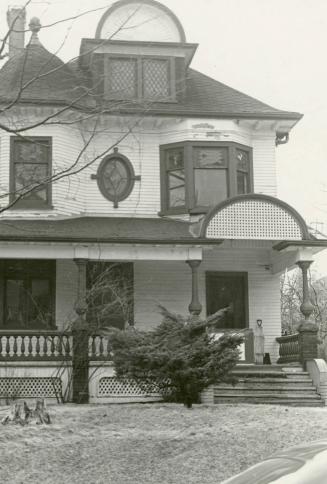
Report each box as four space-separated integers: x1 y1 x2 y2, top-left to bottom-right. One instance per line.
93 148 140 208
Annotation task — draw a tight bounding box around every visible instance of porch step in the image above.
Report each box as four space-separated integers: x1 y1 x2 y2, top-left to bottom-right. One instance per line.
212 365 323 406
214 397 325 407
235 378 313 385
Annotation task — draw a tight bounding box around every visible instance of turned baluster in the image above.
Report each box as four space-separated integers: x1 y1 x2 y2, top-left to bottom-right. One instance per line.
28 336 33 357
6 336 10 357
50 336 55 356
43 337 48 357
99 336 104 358
13 336 18 356
57 335 63 356
0 336 2 357
91 335 96 358
65 336 71 358
36 336 40 357
21 336 25 357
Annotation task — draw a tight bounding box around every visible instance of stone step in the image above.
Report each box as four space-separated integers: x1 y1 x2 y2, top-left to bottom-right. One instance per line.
214 397 324 407
215 386 317 394
213 392 321 400
232 371 310 379
236 378 313 384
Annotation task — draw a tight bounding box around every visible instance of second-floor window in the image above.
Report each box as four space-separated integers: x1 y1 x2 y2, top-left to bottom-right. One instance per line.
105 55 175 102
10 137 52 209
160 142 252 214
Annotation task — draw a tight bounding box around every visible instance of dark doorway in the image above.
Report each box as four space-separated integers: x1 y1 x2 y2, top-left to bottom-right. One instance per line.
86 262 133 330
206 272 248 329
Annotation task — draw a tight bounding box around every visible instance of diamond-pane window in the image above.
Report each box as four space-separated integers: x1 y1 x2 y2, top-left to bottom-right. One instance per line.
105 56 174 101
143 59 169 100
109 58 137 99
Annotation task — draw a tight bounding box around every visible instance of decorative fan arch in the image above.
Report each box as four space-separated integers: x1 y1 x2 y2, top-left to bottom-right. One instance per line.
200 194 310 241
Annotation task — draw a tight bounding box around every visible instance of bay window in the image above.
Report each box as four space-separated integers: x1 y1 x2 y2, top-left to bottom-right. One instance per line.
160 141 252 214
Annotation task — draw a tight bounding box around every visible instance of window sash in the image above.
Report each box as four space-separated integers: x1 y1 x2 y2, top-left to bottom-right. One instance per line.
105 55 175 102
10 137 52 209
160 142 252 214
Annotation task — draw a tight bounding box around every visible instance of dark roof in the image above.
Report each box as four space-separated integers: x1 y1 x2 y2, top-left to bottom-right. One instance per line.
0 217 219 244
0 40 92 108
103 68 302 120
0 40 301 120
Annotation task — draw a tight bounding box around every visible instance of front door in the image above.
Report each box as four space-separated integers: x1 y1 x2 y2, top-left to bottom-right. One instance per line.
206 272 248 329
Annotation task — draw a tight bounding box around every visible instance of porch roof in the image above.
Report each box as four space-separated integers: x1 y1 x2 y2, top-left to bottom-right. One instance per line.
0 216 222 245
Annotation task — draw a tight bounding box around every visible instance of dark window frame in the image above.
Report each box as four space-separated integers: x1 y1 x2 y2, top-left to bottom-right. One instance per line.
0 259 56 329
96 151 136 206
205 271 249 329
159 141 253 215
10 136 52 210
104 53 177 102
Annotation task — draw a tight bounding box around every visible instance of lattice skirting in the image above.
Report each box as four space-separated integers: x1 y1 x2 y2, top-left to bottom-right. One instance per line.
98 377 160 397
0 377 62 398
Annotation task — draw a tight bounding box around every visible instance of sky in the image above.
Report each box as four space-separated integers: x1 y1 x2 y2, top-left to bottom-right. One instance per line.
1 0 327 272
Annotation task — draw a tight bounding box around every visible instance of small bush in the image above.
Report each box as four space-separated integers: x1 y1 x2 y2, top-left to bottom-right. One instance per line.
108 306 243 407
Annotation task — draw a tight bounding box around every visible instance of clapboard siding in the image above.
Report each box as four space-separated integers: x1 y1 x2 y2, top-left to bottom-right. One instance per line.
134 246 281 361
252 135 277 197
0 117 278 218
55 259 78 330
0 125 85 217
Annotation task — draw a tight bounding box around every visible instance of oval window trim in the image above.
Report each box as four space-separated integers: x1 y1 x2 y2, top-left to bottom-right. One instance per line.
96 150 136 207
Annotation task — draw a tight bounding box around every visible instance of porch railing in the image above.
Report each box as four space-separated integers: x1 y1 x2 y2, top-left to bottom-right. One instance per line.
276 333 300 364
0 331 111 361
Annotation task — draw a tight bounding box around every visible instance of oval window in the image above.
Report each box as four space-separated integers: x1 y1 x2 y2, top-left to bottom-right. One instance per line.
97 149 136 207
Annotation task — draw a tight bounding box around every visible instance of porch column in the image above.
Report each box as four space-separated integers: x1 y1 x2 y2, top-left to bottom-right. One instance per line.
296 259 318 368
72 258 89 404
186 260 202 317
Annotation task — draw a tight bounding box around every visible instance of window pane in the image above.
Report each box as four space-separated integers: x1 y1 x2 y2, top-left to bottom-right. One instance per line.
109 58 137 99
5 279 25 327
236 149 250 171
28 279 52 327
143 59 169 100
168 170 185 207
87 262 133 330
14 163 47 201
102 158 129 198
193 147 228 168
166 149 183 170
237 171 250 195
14 139 50 164
194 169 227 206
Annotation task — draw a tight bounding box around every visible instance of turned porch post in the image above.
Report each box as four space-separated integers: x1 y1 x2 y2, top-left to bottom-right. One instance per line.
72 258 89 404
186 260 202 317
296 259 318 368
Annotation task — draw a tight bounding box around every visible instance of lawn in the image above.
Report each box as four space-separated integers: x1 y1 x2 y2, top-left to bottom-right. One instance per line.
1 403 327 484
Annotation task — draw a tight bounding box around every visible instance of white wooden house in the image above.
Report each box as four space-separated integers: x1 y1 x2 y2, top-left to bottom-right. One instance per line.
0 0 326 404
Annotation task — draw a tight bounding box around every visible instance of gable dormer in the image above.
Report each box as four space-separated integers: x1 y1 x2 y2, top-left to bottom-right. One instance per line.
79 0 197 103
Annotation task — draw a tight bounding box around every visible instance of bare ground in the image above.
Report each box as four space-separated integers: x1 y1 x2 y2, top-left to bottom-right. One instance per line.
1 403 327 484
